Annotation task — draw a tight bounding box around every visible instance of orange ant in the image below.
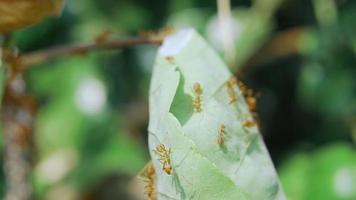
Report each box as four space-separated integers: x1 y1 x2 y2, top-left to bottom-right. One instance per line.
242 120 256 128
140 27 175 43
226 76 238 104
192 83 203 112
165 56 175 64
217 124 226 146
154 144 172 175
139 161 156 200
247 96 256 113
95 30 112 43
237 80 257 114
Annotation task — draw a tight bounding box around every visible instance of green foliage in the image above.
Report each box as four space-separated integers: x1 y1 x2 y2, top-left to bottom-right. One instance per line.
280 143 356 200
29 57 147 198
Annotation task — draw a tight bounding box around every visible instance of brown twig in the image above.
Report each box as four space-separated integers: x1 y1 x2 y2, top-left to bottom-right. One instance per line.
2 37 36 200
15 37 161 71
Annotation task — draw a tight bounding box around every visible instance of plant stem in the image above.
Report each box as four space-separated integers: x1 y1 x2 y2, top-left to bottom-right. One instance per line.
2 35 35 200
15 36 161 71
217 0 236 68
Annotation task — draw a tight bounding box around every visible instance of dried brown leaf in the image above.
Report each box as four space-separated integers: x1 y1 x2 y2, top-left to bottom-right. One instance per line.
0 0 64 33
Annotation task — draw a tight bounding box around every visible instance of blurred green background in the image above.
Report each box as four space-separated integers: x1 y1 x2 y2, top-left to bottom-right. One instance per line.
0 0 355 199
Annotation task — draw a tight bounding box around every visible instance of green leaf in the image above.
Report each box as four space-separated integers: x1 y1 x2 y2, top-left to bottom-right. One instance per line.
148 29 285 199
0 51 4 106
280 143 356 200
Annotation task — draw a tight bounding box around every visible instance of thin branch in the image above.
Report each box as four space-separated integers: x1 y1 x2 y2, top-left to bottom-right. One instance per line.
217 0 235 67
16 37 161 71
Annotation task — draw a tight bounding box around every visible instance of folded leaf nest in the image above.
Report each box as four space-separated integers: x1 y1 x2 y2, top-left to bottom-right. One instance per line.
148 29 286 200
